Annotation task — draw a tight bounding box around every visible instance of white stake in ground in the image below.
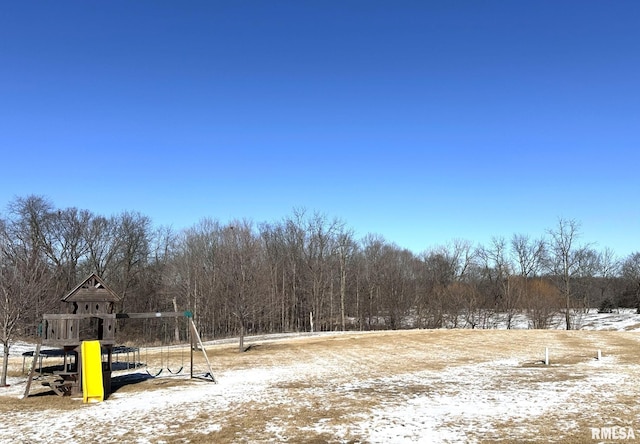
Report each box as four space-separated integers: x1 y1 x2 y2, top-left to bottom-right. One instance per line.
545 347 549 365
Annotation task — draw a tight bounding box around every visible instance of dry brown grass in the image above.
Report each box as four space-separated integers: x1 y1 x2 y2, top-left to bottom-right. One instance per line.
2 329 640 443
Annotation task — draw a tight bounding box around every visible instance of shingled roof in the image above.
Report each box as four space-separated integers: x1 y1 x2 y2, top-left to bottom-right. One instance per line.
61 273 121 303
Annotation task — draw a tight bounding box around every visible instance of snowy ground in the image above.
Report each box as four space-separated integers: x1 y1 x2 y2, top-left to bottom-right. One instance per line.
1 311 640 443
496 308 640 332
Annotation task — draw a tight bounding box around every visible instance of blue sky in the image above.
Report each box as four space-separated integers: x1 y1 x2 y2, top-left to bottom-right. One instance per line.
1 1 638 257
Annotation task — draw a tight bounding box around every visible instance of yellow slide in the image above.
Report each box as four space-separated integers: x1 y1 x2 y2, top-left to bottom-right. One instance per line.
81 340 104 403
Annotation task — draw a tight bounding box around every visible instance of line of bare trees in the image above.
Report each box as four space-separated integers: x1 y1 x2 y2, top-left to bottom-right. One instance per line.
2 195 640 355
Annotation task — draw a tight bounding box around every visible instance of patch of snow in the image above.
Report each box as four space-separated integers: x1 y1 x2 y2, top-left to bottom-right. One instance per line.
2 311 639 443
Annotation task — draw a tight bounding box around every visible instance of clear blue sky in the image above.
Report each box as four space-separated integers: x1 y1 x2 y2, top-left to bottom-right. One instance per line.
1 1 638 257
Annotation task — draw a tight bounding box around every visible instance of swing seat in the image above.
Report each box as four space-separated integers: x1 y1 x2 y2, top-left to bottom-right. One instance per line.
145 367 163 377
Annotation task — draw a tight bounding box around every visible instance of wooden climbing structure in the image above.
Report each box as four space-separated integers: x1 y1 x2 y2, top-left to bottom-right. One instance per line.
33 273 119 397
24 273 215 400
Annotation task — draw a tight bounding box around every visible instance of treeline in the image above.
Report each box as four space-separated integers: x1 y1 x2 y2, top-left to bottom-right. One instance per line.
1 195 640 347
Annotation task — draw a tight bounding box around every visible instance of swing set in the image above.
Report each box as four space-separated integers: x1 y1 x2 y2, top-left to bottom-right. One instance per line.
117 311 215 382
143 344 186 377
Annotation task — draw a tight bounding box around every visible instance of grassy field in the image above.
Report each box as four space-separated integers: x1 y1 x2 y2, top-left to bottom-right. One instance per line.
2 329 640 443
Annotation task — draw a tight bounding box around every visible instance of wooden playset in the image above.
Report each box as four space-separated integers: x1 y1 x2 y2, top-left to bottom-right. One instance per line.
23 273 214 401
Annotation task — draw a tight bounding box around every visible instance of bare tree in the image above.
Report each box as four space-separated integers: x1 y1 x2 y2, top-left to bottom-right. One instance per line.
259 222 287 332
42 207 92 294
5 196 59 319
335 228 356 331
598 247 621 286
112 211 152 313
83 215 121 278
621 252 640 312
477 237 517 328
434 240 476 327
418 250 456 328
286 215 306 331
446 281 486 329
511 234 546 278
148 225 182 341
361 234 386 329
378 245 415 330
546 218 582 330
524 278 562 329
219 221 268 352
175 218 222 339
444 239 475 281
302 211 341 331
0 218 52 386
510 234 546 328
572 247 616 312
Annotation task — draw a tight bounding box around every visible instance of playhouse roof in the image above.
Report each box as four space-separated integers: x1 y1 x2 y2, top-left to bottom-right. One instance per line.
61 273 122 303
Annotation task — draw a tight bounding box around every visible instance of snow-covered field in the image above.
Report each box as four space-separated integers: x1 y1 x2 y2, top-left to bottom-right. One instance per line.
2 310 640 443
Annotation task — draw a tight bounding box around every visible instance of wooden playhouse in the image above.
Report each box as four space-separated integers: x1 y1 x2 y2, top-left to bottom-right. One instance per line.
38 273 120 396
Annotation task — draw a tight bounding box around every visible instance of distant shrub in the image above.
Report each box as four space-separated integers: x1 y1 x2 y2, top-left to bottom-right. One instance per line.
598 298 616 314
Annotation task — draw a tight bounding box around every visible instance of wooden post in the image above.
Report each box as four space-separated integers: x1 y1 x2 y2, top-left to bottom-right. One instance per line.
190 320 194 379
22 343 41 399
189 319 215 382
597 349 602 360
104 345 113 396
